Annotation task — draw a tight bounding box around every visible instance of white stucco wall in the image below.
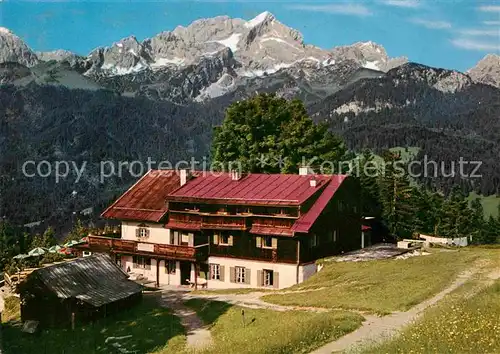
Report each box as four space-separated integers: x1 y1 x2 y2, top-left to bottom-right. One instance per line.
121 221 194 246
206 256 318 290
120 255 187 286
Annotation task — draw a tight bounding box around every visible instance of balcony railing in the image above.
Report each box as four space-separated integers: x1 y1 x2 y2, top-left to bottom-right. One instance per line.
86 235 208 261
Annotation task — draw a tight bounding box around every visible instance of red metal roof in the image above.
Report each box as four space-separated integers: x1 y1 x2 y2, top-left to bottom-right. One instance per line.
167 173 332 206
101 170 186 222
250 225 294 237
291 175 348 234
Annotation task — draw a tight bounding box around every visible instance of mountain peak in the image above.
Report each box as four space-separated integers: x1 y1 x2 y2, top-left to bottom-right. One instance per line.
245 11 275 28
0 27 14 35
468 53 500 88
0 27 38 67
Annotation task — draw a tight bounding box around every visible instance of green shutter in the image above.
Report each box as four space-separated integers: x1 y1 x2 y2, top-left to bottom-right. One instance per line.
256 236 262 248
220 265 225 282
229 267 235 283
245 268 251 285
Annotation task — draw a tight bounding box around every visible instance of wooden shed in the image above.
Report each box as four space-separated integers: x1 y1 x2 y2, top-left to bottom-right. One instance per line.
18 253 143 328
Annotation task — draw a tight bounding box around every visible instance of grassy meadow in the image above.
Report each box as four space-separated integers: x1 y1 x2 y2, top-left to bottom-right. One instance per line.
365 279 500 354
1 295 186 354
156 299 363 354
262 249 488 314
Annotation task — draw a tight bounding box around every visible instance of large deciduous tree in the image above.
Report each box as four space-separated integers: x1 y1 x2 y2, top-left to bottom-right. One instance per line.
211 93 346 173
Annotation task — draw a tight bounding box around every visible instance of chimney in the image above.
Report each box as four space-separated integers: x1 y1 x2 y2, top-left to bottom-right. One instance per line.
179 169 190 186
230 170 242 181
299 166 313 176
310 179 317 187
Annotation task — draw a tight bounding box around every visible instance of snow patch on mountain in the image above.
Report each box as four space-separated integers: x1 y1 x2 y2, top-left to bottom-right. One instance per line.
195 73 236 101
101 62 147 76
216 33 241 52
245 11 273 28
364 60 381 71
151 57 185 68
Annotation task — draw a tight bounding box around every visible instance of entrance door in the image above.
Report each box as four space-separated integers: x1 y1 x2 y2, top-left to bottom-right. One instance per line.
180 261 191 285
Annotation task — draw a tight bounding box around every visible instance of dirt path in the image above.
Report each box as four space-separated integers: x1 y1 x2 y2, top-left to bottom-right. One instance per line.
183 291 330 312
158 291 213 349
309 269 478 354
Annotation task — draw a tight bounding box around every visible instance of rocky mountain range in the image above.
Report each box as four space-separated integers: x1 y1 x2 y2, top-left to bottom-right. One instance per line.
0 12 499 229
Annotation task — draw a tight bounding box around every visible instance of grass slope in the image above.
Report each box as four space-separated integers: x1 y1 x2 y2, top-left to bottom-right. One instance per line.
2 296 186 354
160 299 363 354
468 192 500 218
366 279 500 354
262 250 484 314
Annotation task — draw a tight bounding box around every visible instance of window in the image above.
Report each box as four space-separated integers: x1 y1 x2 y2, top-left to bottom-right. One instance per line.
181 232 190 246
82 251 92 257
236 267 246 283
263 269 274 287
210 264 221 280
166 260 176 274
136 226 150 239
169 231 177 245
133 256 151 270
214 233 233 246
311 233 318 247
262 236 273 248
256 236 277 249
220 234 230 245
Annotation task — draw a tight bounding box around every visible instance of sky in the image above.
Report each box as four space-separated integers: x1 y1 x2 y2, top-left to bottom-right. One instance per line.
0 0 499 72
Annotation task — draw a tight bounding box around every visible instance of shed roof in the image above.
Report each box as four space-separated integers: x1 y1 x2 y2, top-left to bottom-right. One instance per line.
101 170 185 222
167 173 332 206
29 254 143 307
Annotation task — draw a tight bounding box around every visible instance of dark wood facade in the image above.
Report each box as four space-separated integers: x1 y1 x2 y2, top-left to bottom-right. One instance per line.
92 174 361 268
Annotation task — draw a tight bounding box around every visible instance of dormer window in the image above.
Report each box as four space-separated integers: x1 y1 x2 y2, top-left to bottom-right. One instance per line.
136 224 150 239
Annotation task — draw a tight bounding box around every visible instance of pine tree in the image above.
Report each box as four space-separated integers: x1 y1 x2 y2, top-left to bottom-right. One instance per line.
379 151 416 239
356 149 382 217
412 189 444 235
436 187 471 238
469 198 486 244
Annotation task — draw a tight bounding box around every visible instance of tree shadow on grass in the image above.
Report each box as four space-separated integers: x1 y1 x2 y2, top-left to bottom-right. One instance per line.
182 298 257 328
2 296 184 354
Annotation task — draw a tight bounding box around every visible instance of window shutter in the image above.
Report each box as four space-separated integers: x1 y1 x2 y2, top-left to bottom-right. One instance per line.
229 267 235 283
213 233 219 245
257 270 263 287
136 228 140 238
245 268 251 285
133 256 137 268
220 265 225 282
228 235 234 246
273 272 279 289
271 238 278 249
256 236 262 248
146 229 150 238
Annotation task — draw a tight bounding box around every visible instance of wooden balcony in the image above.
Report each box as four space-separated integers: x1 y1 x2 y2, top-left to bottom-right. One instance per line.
86 235 208 262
